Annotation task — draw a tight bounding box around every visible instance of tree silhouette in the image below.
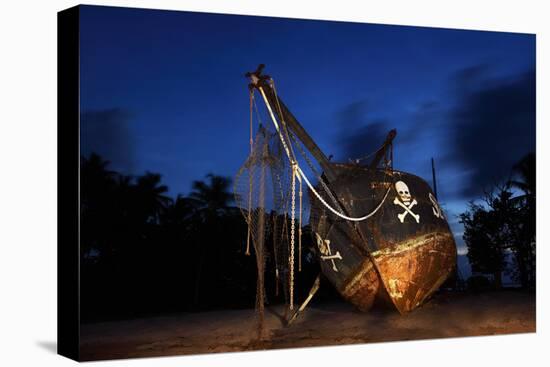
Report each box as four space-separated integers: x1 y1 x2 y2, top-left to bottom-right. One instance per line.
160 194 199 228
460 190 511 289
81 153 115 186
77 150 342 322
79 153 266 321
460 152 536 289
134 172 172 223
80 153 118 260
509 153 536 288
510 153 535 200
189 173 233 217
188 174 234 306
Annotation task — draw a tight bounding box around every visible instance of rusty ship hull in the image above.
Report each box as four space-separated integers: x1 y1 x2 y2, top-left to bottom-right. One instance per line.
310 165 456 314
246 65 457 314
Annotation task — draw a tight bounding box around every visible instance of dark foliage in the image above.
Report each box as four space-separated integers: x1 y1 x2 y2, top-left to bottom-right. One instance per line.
466 275 491 293
459 153 536 289
80 154 331 322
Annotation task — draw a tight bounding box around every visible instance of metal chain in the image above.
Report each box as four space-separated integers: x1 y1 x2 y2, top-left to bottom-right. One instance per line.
259 83 390 222
270 79 343 215
298 176 302 272
289 163 297 310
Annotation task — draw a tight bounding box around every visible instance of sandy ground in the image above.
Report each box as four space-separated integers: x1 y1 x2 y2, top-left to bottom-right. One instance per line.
80 290 535 361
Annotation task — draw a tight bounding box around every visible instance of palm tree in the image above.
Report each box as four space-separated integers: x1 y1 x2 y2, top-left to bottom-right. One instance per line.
162 195 198 224
134 172 172 224
510 152 535 203
80 153 116 205
81 153 115 178
160 194 201 244
188 174 233 307
80 153 118 260
189 174 233 218
509 153 536 288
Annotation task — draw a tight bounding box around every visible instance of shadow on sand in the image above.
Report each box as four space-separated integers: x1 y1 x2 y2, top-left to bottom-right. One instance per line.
36 341 57 354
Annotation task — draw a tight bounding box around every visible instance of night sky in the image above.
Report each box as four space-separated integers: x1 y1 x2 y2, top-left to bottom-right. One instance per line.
79 5 535 264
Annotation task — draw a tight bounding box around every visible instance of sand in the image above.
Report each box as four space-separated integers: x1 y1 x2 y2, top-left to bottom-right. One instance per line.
79 290 535 361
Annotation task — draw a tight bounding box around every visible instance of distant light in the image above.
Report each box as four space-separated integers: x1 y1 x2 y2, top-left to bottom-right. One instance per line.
457 246 468 255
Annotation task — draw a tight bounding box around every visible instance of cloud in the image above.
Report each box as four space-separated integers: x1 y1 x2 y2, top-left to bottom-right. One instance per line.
80 108 136 173
335 99 393 162
341 120 390 162
445 67 535 198
332 65 535 204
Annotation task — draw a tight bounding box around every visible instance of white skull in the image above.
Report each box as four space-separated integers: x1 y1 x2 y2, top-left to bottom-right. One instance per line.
395 181 411 205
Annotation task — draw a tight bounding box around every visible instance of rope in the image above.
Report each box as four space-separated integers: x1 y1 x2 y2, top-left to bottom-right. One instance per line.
351 140 385 164
257 84 392 223
257 86 297 177
298 164 391 222
271 80 298 162
287 128 344 213
245 90 254 256
249 90 254 153
271 183 280 297
252 93 264 128
271 80 382 221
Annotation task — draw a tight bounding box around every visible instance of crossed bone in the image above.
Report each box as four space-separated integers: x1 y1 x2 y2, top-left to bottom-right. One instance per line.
315 233 343 272
321 250 342 272
317 237 341 272
393 197 420 223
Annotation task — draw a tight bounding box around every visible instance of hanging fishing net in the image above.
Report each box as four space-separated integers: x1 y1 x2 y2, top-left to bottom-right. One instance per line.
236 65 457 323
234 82 320 336
234 79 394 337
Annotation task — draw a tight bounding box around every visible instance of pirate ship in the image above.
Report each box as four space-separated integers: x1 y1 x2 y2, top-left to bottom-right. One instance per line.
235 65 456 326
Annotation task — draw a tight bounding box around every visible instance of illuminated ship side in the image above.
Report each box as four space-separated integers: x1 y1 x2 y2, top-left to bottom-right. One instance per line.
246 65 456 314
310 165 456 313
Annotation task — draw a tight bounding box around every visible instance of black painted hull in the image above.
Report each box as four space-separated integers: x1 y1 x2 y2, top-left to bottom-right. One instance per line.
310 164 456 313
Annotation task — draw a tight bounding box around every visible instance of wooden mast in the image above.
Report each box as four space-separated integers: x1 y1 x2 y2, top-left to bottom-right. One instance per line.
431 157 438 199
247 64 337 182
369 129 397 169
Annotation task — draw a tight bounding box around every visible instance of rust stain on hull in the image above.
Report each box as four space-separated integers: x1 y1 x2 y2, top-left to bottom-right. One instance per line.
338 231 455 313
340 258 379 311
309 166 457 314
373 231 456 313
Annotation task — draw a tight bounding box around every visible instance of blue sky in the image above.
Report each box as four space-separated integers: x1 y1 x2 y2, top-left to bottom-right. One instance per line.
79 5 535 259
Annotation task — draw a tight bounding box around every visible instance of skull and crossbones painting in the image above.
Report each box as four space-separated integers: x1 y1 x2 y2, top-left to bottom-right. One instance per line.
393 180 420 223
314 232 342 272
